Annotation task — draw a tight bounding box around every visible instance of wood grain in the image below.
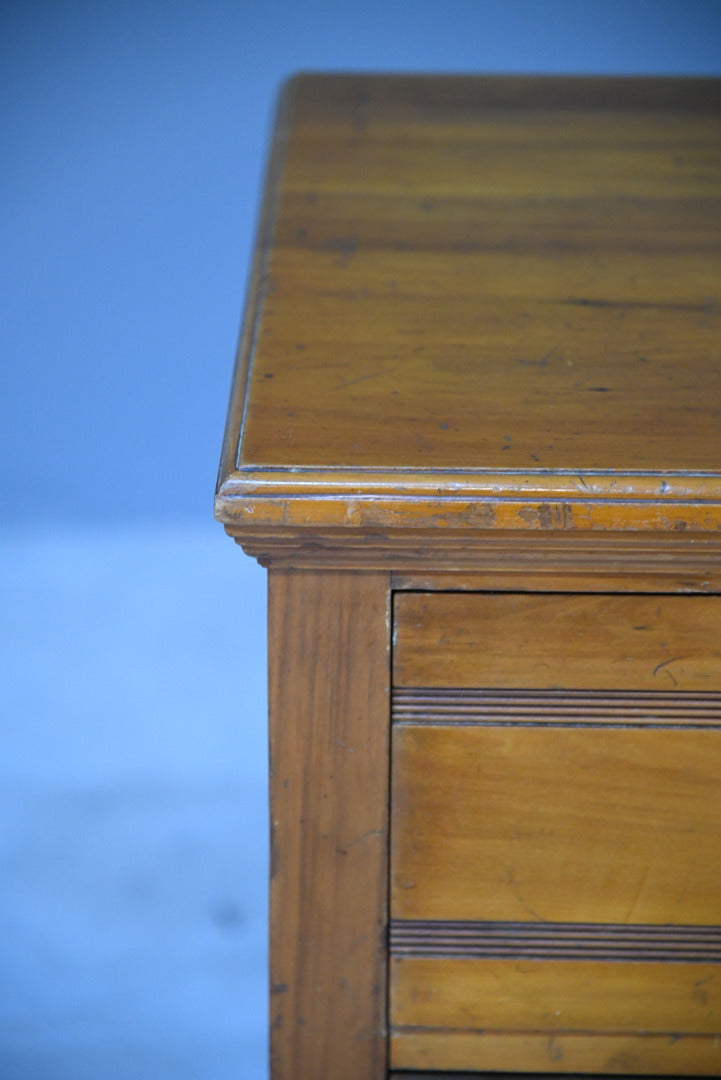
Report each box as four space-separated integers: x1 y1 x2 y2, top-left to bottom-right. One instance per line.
268 569 390 1079
393 592 721 690
229 525 721 581
389 1029 721 1075
391 566 721 593
229 526 721 574
387 1074 689 1080
391 956 721 1032
217 74 721 1078
215 73 721 542
391 726 721 924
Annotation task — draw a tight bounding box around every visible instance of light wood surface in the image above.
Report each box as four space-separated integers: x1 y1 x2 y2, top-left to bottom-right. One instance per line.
391 957 721 1031
391 725 721 924
387 1073 691 1080
389 1029 721 1075
391 566 721 593
217 74 721 1079
216 74 721 546
268 570 391 1078
234 527 721 573
393 591 721 690
390 587 721 1072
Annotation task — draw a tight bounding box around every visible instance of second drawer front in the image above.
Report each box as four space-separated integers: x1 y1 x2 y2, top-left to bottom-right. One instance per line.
391 724 721 924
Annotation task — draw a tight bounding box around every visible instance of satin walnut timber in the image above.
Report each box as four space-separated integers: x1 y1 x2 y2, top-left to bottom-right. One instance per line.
216 74 721 1077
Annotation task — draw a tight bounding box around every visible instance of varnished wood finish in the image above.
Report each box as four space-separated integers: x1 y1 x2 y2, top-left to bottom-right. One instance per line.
390 920 721 961
390 1029 721 1075
391 957 721 1033
231 528 721 573
215 81 294 504
391 725 721 924
391 567 721 593
268 570 390 1079
217 74 721 1079
216 74 721 551
390 590 721 1071
393 592 721 690
387 1075 688 1080
393 688 721 728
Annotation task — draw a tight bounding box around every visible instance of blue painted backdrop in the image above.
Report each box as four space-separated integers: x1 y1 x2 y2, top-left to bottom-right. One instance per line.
1 3 720 1078
2 0 720 524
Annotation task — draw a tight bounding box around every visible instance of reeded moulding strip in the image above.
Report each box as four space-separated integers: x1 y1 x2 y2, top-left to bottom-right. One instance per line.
390 919 721 963
392 687 721 729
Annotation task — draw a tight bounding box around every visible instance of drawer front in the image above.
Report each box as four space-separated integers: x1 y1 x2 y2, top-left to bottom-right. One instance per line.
393 591 721 690
390 591 721 1075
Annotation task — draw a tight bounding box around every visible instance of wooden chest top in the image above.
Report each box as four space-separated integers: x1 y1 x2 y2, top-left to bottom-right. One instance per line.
216 74 721 543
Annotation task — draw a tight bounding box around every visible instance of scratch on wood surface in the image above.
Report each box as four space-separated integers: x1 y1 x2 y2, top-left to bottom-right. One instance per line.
547 1036 564 1062
625 864 651 921
347 829 384 849
653 656 683 686
327 235 358 257
506 866 546 922
336 829 383 857
339 976 357 1006
270 818 279 879
516 345 558 367
336 366 397 391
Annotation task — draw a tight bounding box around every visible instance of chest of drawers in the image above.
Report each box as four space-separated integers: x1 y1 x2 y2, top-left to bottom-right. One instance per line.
215 74 721 1077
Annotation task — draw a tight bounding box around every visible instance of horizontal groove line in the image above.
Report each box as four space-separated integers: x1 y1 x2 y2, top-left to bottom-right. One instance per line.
393 932 721 940
391 945 721 954
390 1025 721 1038
395 699 721 708
395 959 721 967
393 691 721 705
391 942 721 950
394 689 721 698
394 925 721 938
390 920 721 963
392 919 721 936
392 712 721 718
393 688 721 727
393 720 721 729
390 946 721 953
394 703 721 713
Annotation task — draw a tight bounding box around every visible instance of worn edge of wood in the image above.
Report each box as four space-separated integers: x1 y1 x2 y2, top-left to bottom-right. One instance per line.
224 526 721 571
288 71 721 112
215 472 721 536
213 71 721 543
390 568 721 593
214 76 298 506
